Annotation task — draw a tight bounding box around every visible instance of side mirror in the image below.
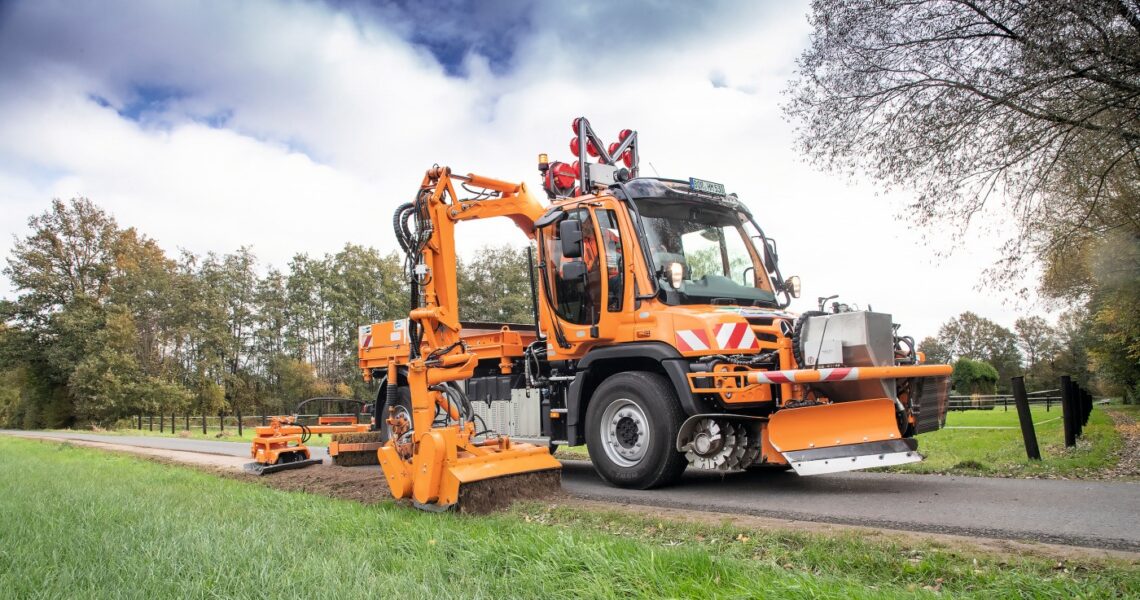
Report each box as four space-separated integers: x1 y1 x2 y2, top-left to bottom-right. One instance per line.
765 238 779 265
783 275 801 298
561 259 587 281
560 219 582 258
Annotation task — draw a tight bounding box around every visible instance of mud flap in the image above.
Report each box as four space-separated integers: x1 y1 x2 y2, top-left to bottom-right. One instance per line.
767 398 922 475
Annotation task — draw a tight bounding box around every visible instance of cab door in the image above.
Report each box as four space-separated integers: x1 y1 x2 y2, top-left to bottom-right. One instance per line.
537 202 630 358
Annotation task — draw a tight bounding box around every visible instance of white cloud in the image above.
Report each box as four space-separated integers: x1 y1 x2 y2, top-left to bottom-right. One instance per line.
0 0 1050 340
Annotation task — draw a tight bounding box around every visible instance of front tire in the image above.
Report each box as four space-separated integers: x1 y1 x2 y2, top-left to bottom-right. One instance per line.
585 371 687 489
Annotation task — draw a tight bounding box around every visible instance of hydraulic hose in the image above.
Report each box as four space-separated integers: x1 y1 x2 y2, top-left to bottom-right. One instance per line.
791 311 826 369
393 202 415 253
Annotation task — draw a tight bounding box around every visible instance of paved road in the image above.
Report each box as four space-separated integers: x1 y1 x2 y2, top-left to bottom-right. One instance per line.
9 431 1140 551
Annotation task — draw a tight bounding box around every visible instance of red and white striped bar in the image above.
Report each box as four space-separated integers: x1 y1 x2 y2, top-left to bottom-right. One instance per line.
750 364 952 385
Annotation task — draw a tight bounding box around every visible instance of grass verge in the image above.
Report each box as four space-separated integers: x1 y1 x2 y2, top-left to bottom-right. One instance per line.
893 405 1122 478
0 436 1136 598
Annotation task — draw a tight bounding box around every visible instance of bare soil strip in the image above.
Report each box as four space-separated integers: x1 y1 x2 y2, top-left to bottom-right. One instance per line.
7 431 1136 562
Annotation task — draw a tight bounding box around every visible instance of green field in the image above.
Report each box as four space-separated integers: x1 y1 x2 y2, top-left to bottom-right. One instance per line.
894 405 1125 477
0 436 1136 599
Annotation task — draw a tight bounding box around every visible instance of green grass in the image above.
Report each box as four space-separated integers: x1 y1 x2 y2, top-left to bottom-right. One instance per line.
1 437 1136 598
893 405 1123 477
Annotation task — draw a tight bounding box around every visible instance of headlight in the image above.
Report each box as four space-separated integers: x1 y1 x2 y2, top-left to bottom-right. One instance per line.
784 275 801 298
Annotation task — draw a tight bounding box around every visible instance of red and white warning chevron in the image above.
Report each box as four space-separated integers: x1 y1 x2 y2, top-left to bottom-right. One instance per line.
714 322 759 351
674 329 711 352
751 367 859 384
359 325 373 349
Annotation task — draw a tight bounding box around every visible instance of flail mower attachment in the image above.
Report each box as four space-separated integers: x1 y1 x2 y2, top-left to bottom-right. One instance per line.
329 431 385 466
376 381 562 513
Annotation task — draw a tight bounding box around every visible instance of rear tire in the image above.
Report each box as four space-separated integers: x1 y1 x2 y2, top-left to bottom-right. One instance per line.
585 371 687 489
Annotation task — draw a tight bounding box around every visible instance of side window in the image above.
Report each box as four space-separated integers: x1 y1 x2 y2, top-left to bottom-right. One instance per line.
595 209 625 311
543 208 600 325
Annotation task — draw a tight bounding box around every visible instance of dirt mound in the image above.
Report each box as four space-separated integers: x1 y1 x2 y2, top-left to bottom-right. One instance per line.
329 431 383 467
237 463 563 513
238 464 393 504
456 469 564 515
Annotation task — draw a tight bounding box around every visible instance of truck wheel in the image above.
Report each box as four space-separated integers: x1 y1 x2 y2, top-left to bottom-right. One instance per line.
585 371 687 489
378 387 412 443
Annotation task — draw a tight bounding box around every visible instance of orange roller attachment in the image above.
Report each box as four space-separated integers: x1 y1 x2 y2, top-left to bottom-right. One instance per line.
767 398 922 475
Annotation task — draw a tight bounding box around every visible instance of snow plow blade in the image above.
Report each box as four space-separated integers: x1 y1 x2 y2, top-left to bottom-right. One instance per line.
767 398 921 475
244 457 324 476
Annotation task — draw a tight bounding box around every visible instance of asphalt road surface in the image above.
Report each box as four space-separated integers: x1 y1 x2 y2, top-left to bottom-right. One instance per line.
10 431 1140 551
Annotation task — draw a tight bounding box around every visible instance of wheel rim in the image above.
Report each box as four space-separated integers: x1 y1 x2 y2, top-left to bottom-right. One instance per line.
600 398 650 467
384 404 412 440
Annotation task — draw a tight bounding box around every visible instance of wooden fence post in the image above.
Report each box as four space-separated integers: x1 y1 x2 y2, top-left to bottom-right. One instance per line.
160 412 164 432
237 407 243 437
219 411 225 432
1073 382 1084 439
1060 376 1076 447
149 414 154 431
138 414 143 429
185 413 189 431
201 407 207 435
1011 377 1040 460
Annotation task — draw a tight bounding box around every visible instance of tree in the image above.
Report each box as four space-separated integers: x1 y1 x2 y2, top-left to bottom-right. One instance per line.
5 198 119 313
917 336 952 365
457 244 534 324
936 312 1022 391
1015 316 1059 389
1086 230 1140 402
786 1 1140 282
1053 308 1095 390
952 357 999 396
2 199 123 426
787 1 1140 397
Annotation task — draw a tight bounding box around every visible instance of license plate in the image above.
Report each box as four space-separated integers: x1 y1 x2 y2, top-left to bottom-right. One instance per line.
689 177 726 196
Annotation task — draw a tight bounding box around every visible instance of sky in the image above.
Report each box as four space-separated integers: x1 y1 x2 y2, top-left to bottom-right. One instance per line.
0 0 1052 340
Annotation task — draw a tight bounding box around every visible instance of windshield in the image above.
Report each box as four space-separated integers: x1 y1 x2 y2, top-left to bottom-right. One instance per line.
635 199 776 306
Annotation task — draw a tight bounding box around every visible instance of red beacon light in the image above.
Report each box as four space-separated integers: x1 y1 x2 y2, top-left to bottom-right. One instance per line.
547 117 639 198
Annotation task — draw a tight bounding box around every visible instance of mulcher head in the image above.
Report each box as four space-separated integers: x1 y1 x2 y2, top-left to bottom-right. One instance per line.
329 431 385 467
451 468 562 514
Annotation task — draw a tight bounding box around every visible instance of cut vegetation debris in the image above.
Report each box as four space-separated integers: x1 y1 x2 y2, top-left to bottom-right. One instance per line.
1 436 1136 599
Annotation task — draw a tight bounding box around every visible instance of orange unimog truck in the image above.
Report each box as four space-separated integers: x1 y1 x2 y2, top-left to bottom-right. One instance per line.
357 117 951 511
